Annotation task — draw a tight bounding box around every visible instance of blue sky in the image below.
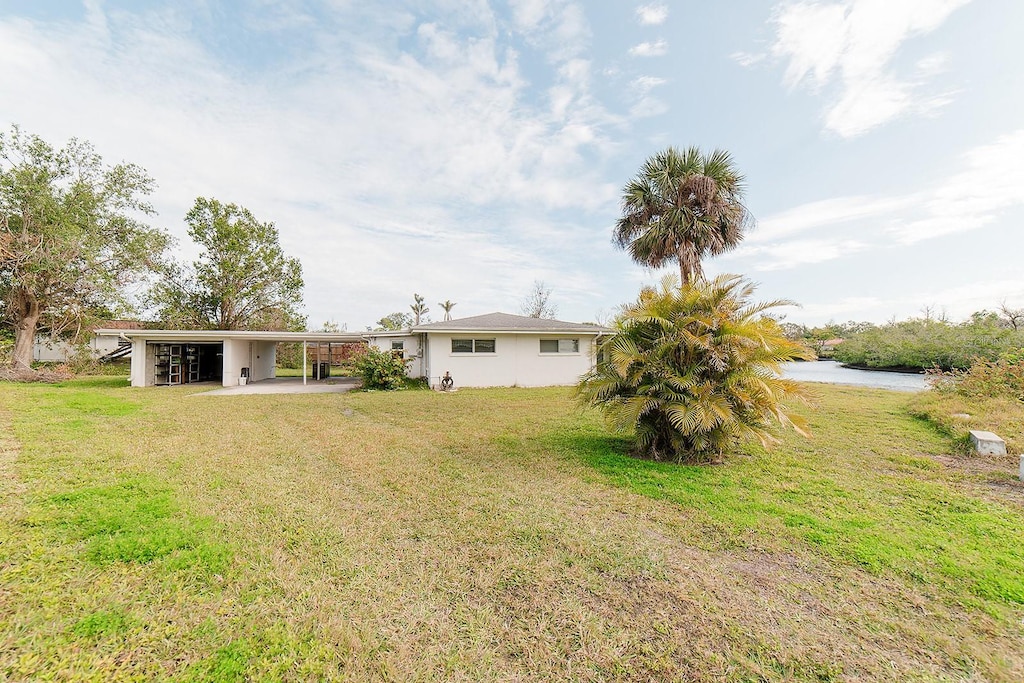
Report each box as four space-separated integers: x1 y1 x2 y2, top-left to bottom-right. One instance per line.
2 0 1022 329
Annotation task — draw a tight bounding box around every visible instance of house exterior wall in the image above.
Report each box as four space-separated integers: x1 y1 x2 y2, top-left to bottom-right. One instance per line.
251 341 277 382
222 339 250 386
129 339 148 387
33 334 123 362
424 333 597 388
368 334 425 378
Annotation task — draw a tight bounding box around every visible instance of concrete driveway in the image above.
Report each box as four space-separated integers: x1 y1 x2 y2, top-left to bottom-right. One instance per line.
195 377 362 396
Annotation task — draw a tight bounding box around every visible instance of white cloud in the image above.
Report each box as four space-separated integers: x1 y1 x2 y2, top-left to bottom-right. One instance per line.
628 40 667 57
751 195 914 243
630 75 666 95
636 4 669 26
508 0 591 63
889 129 1024 244
782 296 883 320
735 129 1024 268
783 280 1024 325
730 51 765 67
629 97 669 119
731 238 868 271
766 0 972 137
0 4 623 329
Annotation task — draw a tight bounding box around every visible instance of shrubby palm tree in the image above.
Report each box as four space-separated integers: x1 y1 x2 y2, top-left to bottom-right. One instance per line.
577 274 812 464
615 146 753 285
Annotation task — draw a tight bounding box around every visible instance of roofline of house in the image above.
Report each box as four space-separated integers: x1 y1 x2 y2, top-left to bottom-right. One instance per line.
407 326 611 335
96 327 613 341
94 329 369 343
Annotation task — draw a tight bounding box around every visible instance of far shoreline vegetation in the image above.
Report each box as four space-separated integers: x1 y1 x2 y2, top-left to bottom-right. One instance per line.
784 305 1024 372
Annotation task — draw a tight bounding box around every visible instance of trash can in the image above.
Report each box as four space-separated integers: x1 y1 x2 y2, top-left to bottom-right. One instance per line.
321 362 330 378
239 367 249 385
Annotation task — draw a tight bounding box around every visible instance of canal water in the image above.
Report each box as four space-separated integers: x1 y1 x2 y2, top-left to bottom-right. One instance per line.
780 360 928 392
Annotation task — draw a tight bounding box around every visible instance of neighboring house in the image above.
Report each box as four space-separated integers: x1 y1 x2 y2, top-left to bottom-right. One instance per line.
366 312 610 388
34 320 144 362
821 338 844 351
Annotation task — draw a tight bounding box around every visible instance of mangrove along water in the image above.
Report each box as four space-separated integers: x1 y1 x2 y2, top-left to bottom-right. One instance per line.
781 360 927 392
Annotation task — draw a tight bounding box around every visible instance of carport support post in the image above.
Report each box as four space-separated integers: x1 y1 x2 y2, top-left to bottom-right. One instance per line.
302 340 307 386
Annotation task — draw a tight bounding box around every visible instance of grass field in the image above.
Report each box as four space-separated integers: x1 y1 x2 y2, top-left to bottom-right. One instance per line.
1 378 1022 681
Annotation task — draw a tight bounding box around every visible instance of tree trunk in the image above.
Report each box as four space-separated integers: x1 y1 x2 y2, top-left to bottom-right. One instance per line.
677 242 702 286
11 288 40 370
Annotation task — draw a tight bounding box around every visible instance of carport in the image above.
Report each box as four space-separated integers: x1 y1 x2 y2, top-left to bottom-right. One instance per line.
94 329 368 388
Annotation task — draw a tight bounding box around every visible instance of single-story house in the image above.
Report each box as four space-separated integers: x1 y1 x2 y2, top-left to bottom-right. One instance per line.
34 320 144 362
93 329 366 388
366 312 610 388
96 312 610 389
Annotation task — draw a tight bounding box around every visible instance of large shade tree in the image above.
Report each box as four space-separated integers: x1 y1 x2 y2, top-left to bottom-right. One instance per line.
577 274 812 464
1 126 169 370
150 198 304 330
614 146 753 285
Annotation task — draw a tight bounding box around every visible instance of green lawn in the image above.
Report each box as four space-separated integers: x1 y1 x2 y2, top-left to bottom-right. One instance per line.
1 379 1022 681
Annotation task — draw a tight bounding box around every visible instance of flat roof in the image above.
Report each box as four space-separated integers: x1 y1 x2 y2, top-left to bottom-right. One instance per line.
94 329 368 343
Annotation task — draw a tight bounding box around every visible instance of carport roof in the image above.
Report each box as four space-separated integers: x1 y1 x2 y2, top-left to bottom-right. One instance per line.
94 329 368 343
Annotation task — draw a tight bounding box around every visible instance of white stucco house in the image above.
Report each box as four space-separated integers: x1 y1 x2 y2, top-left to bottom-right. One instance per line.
366 312 610 388
96 312 610 389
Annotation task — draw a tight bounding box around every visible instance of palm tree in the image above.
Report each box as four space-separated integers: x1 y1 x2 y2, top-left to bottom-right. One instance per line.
439 299 456 321
576 274 811 464
614 146 753 285
410 293 429 325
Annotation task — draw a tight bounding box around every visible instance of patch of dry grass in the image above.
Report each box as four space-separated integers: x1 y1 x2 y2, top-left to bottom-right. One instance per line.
1 379 1022 681
909 389 1024 454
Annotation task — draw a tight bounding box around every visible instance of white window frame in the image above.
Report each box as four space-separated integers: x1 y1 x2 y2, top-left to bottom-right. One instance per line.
451 338 496 353
539 338 580 354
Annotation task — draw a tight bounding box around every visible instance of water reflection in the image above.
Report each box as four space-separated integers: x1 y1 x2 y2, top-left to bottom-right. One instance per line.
780 360 927 392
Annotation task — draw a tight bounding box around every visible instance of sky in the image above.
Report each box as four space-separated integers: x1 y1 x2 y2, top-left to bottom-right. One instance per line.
2 0 1023 330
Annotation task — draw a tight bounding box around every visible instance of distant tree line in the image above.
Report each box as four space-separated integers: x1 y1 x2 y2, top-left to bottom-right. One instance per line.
796 309 1024 371
781 321 874 358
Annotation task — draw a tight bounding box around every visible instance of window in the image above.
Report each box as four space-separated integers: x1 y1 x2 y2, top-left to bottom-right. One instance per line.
540 338 579 353
391 340 405 358
452 338 496 353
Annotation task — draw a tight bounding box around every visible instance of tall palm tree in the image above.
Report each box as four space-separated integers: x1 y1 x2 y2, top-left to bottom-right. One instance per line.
577 274 811 464
614 146 753 285
439 299 456 321
410 293 429 325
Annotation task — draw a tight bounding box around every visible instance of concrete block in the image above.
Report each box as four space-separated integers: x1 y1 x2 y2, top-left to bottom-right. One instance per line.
968 430 1006 456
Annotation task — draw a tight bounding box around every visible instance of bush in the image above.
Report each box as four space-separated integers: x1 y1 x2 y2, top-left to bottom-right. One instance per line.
835 315 1024 371
928 351 1024 402
354 347 410 390
577 274 812 464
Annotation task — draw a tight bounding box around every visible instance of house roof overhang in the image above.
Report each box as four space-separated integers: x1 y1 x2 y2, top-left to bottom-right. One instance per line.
93 329 369 343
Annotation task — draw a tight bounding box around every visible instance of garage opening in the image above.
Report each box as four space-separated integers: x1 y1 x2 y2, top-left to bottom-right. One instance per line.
153 343 223 385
